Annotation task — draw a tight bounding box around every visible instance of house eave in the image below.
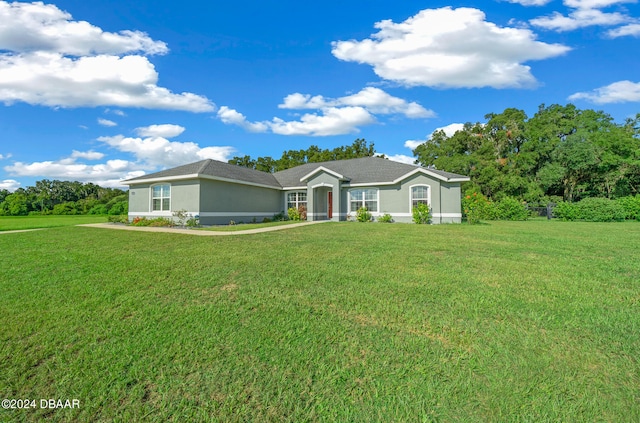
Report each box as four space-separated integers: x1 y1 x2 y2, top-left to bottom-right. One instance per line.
299 166 348 182
123 173 282 190
392 168 470 183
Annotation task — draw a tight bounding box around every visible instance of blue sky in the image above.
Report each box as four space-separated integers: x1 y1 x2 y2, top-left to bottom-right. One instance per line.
1 0 639 190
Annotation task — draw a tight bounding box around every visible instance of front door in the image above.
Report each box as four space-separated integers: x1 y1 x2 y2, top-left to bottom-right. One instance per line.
327 191 333 219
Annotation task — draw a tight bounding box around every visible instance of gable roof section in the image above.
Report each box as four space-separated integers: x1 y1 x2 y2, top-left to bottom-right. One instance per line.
122 157 469 189
299 166 348 183
273 157 469 187
123 159 282 189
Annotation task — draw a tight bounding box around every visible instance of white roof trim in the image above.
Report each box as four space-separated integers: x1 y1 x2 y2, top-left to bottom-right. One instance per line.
392 168 470 183
123 173 282 190
311 182 333 189
299 166 346 182
121 173 200 185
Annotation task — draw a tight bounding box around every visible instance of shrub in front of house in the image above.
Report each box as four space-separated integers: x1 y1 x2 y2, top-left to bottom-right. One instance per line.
378 213 394 223
130 217 175 227
186 216 200 228
108 214 128 223
356 207 372 222
288 207 301 221
272 211 286 221
148 217 175 227
412 203 431 224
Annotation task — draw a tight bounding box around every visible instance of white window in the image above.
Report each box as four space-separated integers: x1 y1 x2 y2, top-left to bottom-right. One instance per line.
287 191 307 210
151 184 171 211
349 188 378 212
411 185 430 208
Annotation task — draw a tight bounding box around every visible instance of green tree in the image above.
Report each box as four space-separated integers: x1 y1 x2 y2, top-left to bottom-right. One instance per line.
0 193 28 216
229 139 376 172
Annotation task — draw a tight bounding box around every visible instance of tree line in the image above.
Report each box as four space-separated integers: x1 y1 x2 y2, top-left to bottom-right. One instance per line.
0 180 128 216
414 104 640 204
228 138 377 172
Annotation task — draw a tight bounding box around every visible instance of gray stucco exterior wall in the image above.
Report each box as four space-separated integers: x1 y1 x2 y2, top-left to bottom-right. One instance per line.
305 171 342 222
340 173 463 223
127 179 200 220
198 179 282 225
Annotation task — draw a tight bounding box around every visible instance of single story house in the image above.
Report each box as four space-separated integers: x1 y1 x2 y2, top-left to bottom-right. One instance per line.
123 157 470 224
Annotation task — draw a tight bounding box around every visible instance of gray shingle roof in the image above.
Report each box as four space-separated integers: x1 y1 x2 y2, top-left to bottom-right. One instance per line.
123 159 282 188
273 157 468 186
123 157 469 188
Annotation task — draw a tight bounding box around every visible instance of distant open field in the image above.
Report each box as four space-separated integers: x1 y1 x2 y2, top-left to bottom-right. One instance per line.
1 221 638 421
0 215 107 231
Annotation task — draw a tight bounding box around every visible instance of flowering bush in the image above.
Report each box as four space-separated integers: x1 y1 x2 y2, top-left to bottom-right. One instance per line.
412 203 431 224
130 217 174 227
288 207 301 221
288 205 307 221
462 192 492 224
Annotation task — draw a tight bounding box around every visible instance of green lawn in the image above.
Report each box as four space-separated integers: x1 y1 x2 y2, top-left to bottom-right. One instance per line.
200 220 307 232
0 215 107 231
1 221 639 422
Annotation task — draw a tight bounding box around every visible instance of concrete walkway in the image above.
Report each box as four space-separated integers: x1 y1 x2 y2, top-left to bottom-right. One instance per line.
0 228 46 235
77 220 329 236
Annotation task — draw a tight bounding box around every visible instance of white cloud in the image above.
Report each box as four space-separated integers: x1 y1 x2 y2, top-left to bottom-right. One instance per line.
568 80 640 103
384 154 416 165
0 1 167 56
563 0 636 9
218 105 376 136
404 123 466 150
530 9 632 31
219 87 434 136
98 134 236 168
0 53 215 112
4 157 143 188
0 1 214 112
331 7 570 89
135 124 185 138
0 179 20 191
217 107 269 132
404 140 425 150
279 87 435 118
0 153 11 160
506 0 553 5
105 108 126 116
270 107 376 136
98 118 117 127
71 150 105 160
4 127 236 187
607 23 640 37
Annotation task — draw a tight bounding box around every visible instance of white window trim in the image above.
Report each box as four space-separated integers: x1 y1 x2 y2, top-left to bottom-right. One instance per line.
409 184 431 212
348 188 379 213
286 191 307 211
150 183 171 212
